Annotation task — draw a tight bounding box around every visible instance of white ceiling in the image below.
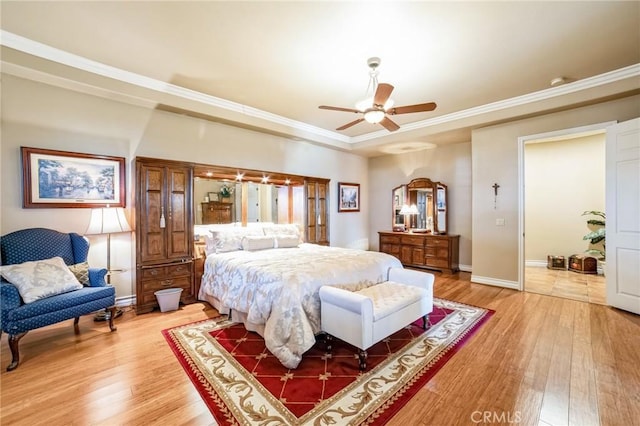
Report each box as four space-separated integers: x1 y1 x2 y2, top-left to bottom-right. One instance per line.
1 1 639 156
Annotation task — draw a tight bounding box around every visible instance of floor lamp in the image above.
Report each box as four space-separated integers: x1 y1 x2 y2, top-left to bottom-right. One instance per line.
85 206 132 320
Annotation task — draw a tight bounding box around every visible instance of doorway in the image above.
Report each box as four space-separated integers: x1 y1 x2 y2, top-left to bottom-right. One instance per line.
518 122 613 304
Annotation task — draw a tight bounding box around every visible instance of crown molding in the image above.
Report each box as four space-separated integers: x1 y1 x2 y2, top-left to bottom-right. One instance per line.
0 30 349 144
2 30 638 148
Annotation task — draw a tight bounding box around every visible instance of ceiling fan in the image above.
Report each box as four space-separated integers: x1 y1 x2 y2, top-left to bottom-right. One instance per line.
319 57 437 132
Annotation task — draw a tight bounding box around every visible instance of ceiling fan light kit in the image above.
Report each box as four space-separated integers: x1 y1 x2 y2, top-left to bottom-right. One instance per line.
319 57 437 132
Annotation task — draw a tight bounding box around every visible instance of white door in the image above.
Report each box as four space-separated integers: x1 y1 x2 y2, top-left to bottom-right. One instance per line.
606 118 640 314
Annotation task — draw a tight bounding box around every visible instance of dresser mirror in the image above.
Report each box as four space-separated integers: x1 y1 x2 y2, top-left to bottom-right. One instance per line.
392 178 447 234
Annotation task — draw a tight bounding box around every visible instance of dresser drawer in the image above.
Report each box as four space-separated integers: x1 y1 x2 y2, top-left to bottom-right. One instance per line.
141 276 192 304
425 238 450 248
380 235 401 244
426 258 449 268
400 235 425 246
167 263 191 277
381 243 400 255
425 247 449 258
141 263 191 279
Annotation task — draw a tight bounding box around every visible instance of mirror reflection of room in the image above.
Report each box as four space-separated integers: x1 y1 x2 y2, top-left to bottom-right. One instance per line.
194 177 306 226
393 178 448 234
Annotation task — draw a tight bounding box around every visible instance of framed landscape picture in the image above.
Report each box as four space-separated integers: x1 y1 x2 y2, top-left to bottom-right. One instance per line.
22 147 126 208
338 182 360 212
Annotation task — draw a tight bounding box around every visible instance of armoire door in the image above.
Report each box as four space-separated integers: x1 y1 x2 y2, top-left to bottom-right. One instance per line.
166 165 192 260
138 163 167 263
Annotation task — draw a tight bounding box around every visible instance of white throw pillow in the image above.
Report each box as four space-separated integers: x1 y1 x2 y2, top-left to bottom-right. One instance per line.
262 224 302 243
0 256 83 303
209 227 264 253
242 235 275 251
275 236 300 248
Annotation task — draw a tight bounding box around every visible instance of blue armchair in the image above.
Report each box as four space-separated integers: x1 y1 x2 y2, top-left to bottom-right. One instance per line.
0 228 117 371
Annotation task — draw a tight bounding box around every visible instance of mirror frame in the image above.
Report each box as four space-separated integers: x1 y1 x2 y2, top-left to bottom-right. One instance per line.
393 178 448 234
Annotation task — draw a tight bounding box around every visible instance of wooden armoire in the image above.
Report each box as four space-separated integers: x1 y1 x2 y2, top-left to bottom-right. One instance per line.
135 157 195 314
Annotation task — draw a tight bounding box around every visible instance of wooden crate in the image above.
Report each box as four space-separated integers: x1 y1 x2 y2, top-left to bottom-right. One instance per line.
568 254 597 274
547 255 567 270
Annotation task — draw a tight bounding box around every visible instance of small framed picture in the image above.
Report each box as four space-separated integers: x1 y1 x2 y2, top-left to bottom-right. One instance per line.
208 192 219 201
338 182 360 212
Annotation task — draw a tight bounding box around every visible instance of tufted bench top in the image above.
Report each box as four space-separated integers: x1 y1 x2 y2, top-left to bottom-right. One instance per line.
355 281 428 321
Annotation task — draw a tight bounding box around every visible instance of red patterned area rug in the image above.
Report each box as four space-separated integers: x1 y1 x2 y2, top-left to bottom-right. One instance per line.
162 298 493 425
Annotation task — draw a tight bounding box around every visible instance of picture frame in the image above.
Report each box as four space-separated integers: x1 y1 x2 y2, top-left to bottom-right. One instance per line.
21 147 126 208
208 192 219 202
338 182 360 212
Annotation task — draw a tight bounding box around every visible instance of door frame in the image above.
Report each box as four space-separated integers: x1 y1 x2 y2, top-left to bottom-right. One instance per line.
517 121 616 291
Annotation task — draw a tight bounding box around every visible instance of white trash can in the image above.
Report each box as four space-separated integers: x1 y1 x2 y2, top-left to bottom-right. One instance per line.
154 288 183 312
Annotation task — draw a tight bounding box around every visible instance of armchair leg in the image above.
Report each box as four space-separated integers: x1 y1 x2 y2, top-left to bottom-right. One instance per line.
7 332 27 371
106 306 118 332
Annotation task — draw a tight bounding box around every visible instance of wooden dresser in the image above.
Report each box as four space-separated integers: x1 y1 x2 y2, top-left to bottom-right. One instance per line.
379 231 460 274
201 201 232 224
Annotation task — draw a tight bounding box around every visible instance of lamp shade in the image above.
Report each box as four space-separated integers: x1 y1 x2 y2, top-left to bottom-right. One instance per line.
399 204 412 215
85 207 132 235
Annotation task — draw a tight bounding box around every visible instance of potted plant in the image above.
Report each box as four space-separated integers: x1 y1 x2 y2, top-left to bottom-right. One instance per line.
219 183 235 201
582 210 606 274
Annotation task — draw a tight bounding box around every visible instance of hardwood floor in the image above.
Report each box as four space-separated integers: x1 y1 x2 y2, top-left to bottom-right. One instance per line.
1 273 638 426
525 266 606 305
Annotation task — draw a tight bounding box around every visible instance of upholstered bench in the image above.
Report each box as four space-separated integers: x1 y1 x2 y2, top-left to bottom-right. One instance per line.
319 267 434 370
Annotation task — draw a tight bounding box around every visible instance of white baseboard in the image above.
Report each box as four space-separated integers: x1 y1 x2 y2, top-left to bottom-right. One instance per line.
525 260 548 268
115 294 135 308
470 275 520 290
459 264 472 273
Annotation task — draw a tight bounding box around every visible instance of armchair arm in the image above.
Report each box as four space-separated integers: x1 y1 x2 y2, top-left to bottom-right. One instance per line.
1 281 23 310
87 268 108 287
1 281 23 330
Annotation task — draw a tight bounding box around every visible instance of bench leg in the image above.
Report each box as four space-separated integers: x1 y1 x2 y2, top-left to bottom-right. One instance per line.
7 332 27 371
422 314 430 330
325 334 333 353
358 349 367 371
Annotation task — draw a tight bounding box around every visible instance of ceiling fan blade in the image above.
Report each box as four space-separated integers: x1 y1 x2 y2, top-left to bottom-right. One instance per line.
319 105 361 113
373 83 394 106
336 118 365 131
379 116 400 132
387 102 437 115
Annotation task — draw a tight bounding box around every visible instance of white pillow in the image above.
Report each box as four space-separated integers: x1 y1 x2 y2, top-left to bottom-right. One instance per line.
262 224 302 242
242 235 275 251
0 256 83 303
209 227 264 253
275 236 300 248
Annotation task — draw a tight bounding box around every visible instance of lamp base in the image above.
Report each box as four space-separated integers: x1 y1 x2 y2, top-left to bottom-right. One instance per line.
93 308 123 322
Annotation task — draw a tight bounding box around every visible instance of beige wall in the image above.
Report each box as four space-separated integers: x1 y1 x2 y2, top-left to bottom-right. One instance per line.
1 75 370 303
472 95 639 286
368 142 473 269
525 134 605 264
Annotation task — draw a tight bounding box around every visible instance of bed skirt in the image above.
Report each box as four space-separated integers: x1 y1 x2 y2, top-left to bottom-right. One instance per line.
199 293 266 337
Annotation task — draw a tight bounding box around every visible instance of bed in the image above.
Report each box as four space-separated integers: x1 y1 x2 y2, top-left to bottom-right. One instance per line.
198 226 402 369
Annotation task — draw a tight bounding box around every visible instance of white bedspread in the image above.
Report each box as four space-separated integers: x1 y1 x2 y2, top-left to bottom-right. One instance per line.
199 243 402 368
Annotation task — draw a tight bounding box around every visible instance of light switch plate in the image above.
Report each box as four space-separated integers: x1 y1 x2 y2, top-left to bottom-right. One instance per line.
496 218 505 226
